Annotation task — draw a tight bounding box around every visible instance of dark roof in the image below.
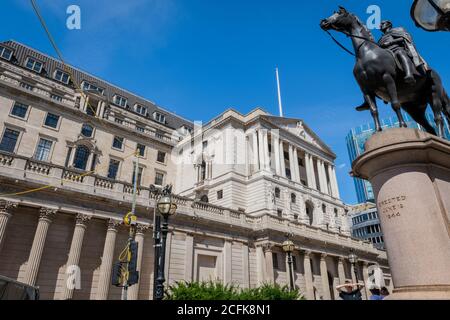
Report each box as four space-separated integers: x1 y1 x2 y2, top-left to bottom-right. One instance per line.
0 40 193 131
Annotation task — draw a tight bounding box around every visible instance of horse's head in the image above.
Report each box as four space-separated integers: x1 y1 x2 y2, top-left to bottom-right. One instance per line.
320 6 354 32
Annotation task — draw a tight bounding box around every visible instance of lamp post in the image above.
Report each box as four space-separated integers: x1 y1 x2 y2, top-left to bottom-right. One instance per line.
348 249 359 284
151 185 177 300
282 239 295 291
411 0 450 31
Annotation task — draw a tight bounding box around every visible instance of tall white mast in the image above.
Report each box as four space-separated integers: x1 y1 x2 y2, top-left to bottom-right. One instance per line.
275 67 284 117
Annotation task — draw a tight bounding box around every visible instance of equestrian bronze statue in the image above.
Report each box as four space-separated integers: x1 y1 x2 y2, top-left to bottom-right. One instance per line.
320 7 450 138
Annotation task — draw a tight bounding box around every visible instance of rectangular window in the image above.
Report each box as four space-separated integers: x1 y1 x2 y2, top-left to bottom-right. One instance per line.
0 128 20 153
272 253 279 269
82 81 105 95
136 126 145 133
112 136 124 150
10 102 29 119
44 113 60 129
154 172 164 186
20 82 33 91
153 112 166 124
34 138 53 162
113 95 127 108
54 70 70 84
115 118 123 125
86 104 97 116
157 151 166 163
25 57 43 73
135 104 147 116
50 94 63 102
137 144 145 157
217 190 223 200
132 166 144 186
107 159 120 180
0 46 13 60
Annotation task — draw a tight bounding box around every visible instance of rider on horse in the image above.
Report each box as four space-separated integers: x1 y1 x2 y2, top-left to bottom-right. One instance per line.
356 20 429 111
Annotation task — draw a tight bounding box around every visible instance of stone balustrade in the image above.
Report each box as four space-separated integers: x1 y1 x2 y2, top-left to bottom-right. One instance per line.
0 151 381 257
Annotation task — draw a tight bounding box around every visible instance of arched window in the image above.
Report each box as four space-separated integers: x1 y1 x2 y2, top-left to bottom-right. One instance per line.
275 188 281 198
291 193 297 204
73 145 90 170
81 124 94 138
200 161 206 181
322 204 327 213
200 195 209 203
306 202 314 226
334 208 339 217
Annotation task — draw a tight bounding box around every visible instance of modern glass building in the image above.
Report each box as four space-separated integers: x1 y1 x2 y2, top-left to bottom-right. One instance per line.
346 110 450 203
349 203 385 250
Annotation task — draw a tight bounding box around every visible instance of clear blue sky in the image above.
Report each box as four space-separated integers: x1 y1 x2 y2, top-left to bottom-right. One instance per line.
1 0 449 204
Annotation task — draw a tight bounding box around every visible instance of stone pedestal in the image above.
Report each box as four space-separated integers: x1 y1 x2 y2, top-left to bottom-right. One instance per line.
352 128 450 300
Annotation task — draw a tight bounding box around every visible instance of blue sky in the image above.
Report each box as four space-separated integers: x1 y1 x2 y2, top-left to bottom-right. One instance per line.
1 0 449 204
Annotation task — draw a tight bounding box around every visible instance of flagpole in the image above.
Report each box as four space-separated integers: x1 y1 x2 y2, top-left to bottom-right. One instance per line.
275 67 284 117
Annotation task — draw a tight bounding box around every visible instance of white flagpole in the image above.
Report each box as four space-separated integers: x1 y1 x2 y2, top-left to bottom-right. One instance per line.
275 67 284 117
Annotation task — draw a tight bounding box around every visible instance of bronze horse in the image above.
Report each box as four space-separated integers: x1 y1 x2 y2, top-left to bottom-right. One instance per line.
320 7 450 138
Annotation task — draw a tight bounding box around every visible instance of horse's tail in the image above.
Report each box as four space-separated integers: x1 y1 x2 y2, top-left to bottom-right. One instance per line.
444 91 450 127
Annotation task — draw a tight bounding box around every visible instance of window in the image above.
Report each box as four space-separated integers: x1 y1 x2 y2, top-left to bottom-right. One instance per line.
107 159 120 180
217 190 223 200
81 124 94 138
153 112 166 124
34 138 53 162
274 188 281 198
135 104 147 116
200 195 209 203
25 57 43 73
0 128 20 153
137 144 145 157
20 82 33 91
132 166 143 186
50 94 63 102
272 253 279 269
157 151 166 163
73 145 90 170
113 95 128 108
291 193 297 204
322 204 327 213
136 126 145 133
82 81 105 95
155 172 164 186
44 113 60 129
112 136 124 150
0 46 13 60
334 208 339 217
115 118 123 125
54 70 70 84
277 209 283 217
202 141 208 150
86 104 97 116
10 102 29 119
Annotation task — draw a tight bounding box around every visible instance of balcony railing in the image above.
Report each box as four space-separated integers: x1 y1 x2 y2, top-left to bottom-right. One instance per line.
0 151 382 256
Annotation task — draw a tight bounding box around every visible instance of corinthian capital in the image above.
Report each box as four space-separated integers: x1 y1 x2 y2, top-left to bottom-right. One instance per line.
39 207 58 222
107 218 121 231
0 200 18 215
75 214 92 226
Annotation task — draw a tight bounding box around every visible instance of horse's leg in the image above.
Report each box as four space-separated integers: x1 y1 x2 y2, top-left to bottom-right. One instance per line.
364 92 382 132
383 74 407 128
429 72 445 138
402 102 437 135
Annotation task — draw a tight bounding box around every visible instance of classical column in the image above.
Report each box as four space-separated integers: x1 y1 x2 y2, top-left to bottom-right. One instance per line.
224 240 232 284
263 245 275 284
96 219 121 300
61 214 91 300
305 154 312 188
252 131 259 173
337 257 346 284
273 135 281 176
256 245 266 286
303 251 315 300
279 140 286 178
184 233 194 282
331 165 340 199
362 262 370 300
318 160 328 194
164 231 173 285
127 224 148 300
294 147 301 183
242 243 250 289
0 201 18 251
320 254 331 300
23 207 58 286
263 130 270 171
309 155 318 190
258 129 265 171
288 145 296 181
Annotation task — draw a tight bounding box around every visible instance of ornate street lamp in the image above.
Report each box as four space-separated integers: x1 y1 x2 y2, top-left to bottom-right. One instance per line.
411 0 450 31
348 249 359 283
282 239 295 291
151 185 177 300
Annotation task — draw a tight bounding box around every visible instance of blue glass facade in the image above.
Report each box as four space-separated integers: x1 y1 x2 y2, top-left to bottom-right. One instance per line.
346 111 450 203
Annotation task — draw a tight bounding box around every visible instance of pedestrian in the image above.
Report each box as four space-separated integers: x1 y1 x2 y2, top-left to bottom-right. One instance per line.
380 287 390 299
369 287 383 300
336 280 364 300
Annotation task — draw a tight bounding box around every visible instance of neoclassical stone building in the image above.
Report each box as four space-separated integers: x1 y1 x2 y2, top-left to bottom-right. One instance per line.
0 40 391 300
